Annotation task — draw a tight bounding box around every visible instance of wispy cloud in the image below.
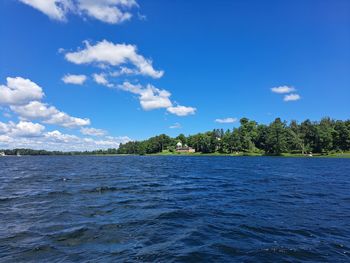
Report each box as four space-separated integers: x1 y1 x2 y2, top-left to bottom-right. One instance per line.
169 123 182 129
271 85 296 94
271 85 301 102
18 0 139 24
215 117 237 124
284 93 301 102
92 73 112 87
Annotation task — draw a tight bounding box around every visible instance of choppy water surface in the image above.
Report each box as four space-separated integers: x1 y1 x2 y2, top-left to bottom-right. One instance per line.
0 156 350 262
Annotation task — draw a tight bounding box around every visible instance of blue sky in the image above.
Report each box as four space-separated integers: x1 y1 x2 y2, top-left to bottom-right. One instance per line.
0 0 349 150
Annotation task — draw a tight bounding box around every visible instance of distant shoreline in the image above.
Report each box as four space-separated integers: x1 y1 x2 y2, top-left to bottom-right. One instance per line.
149 152 350 158
2 152 349 158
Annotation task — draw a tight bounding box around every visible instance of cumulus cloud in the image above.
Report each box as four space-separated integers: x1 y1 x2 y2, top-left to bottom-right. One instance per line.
0 121 45 137
118 82 196 115
0 77 130 151
271 85 296 94
119 82 172 110
18 0 138 24
215 117 237 124
167 105 196 117
0 77 44 105
0 77 90 128
10 101 90 128
43 131 131 151
0 124 131 151
80 127 107 136
77 0 138 24
64 40 164 78
284 93 301 102
62 74 87 85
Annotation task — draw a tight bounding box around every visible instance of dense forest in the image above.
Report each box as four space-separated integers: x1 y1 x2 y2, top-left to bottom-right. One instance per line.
117 117 350 155
1 118 349 156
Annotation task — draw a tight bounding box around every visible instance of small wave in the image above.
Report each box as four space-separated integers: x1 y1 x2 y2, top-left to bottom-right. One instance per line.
240 224 287 236
211 243 243 257
54 227 90 244
0 196 17 202
250 246 325 261
45 190 73 197
80 186 119 194
155 209 198 220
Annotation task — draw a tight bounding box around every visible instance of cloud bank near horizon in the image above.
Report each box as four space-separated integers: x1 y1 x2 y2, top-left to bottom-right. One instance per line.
0 77 130 151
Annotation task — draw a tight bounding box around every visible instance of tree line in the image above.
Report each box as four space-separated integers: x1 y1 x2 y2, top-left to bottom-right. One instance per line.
118 117 350 155
1 117 349 156
0 148 118 156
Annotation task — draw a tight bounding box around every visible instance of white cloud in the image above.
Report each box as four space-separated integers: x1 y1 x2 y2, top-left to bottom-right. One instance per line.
62 74 87 85
77 0 138 24
44 111 90 127
0 77 131 151
169 123 181 129
119 82 172 110
0 120 131 151
284 93 301 102
12 121 45 137
10 101 90 128
0 77 44 106
0 77 90 129
10 101 58 119
0 121 45 137
139 87 172 110
64 40 164 78
0 122 11 134
0 135 12 144
1 130 130 151
167 105 196 117
110 66 138 77
80 127 106 136
118 82 196 115
19 0 72 21
92 73 113 87
271 85 296 94
19 0 138 24
215 117 237 124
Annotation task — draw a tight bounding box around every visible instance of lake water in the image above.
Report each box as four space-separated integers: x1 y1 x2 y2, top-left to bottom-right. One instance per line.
0 156 349 262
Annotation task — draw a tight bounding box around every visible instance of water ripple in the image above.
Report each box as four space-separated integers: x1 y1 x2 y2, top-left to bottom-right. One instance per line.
1 156 350 262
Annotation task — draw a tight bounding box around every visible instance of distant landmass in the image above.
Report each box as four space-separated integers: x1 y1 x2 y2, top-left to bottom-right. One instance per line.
1 117 350 157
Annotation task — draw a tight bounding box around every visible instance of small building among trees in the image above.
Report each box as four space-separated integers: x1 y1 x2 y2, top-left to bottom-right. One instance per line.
176 141 195 153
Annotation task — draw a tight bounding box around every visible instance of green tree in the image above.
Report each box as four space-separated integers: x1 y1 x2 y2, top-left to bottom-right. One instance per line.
265 118 288 155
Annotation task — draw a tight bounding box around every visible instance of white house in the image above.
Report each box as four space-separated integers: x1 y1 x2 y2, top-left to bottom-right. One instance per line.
176 141 195 153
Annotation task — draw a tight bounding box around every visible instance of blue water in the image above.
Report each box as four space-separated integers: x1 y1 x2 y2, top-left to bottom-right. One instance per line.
0 156 349 262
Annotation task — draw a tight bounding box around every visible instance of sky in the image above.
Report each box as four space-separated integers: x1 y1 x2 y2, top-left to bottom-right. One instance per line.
0 0 349 151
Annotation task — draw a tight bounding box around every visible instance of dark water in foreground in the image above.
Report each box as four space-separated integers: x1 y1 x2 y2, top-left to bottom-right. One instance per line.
0 156 350 262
